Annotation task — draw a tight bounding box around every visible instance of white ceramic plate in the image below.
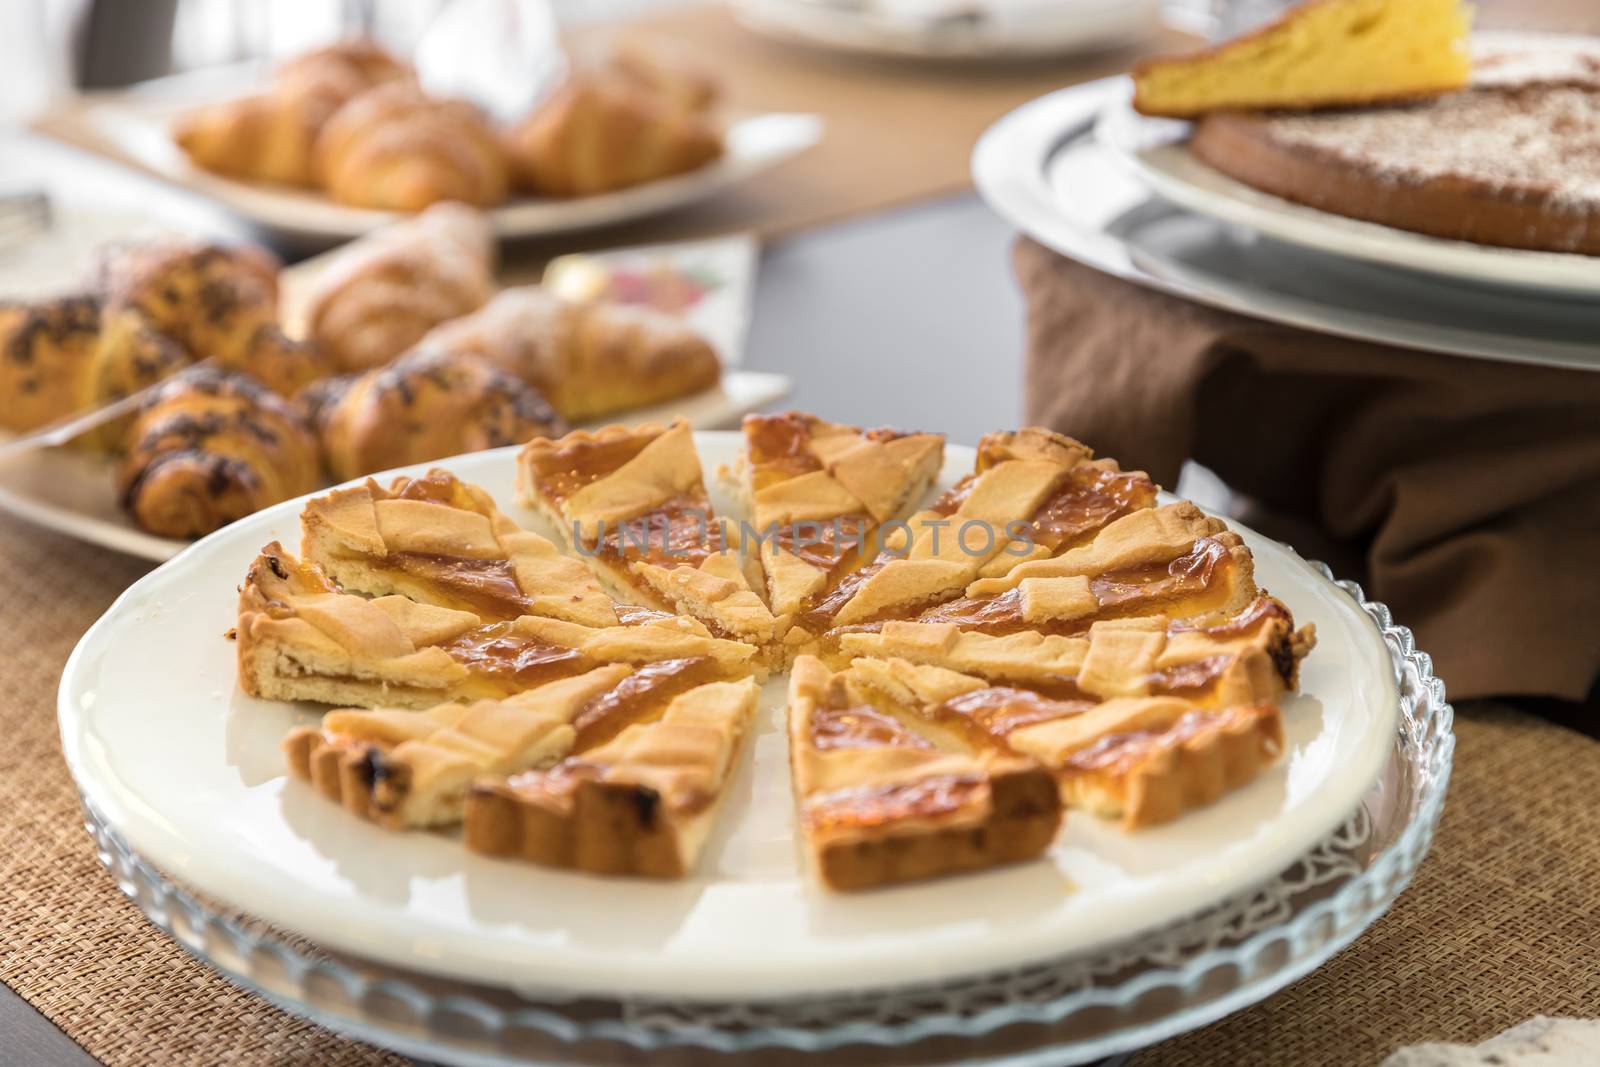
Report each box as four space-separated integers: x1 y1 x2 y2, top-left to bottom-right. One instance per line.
973 77 1600 373
52 66 820 241
1094 91 1600 297
59 434 1398 1000
0 373 789 563
731 0 1158 60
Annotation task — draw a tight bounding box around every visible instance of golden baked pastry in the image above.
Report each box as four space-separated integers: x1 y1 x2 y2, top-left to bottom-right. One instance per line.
303 348 564 483
836 595 1313 702
284 665 631 829
301 202 496 373
0 298 191 444
237 416 1321 891
737 412 945 631
789 428 1156 646
467 674 759 877
236 542 759 710
299 469 616 627
518 421 778 648
118 368 322 539
1133 0 1471 118
1190 43 1600 255
313 81 509 211
787 655 1062 891
604 40 721 115
419 285 721 422
506 73 723 198
173 40 413 187
93 239 329 395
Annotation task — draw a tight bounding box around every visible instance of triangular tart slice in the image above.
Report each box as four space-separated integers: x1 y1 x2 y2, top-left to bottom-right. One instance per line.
1131 0 1471 118
737 411 945 627
787 655 1061 891
236 543 760 709
791 429 1157 645
300 469 616 627
517 420 777 647
283 665 631 829
836 595 1314 704
840 656 1287 832
902 502 1260 639
467 676 759 877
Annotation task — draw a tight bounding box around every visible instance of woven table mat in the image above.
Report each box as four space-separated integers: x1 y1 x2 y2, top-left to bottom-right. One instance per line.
4 510 1598 1065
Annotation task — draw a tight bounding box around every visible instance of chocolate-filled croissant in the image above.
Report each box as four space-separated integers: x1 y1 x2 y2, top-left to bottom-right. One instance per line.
93 239 330 395
303 347 564 482
118 367 323 538
0 297 192 445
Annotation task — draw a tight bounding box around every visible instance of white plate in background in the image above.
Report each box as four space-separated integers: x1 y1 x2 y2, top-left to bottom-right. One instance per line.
39 64 821 241
973 78 1600 372
732 0 1159 60
1093 79 1600 297
59 436 1397 999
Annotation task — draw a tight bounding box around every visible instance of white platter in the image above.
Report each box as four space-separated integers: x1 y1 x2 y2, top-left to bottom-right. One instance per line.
46 65 820 241
59 434 1399 1001
1094 89 1600 298
973 77 1600 374
731 0 1158 61
0 372 789 563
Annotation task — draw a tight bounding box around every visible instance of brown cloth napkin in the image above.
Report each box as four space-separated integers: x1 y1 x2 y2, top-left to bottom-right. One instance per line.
1014 237 1600 703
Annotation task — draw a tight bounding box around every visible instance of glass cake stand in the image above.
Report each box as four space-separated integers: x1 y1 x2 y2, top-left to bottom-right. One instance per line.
80 562 1451 1067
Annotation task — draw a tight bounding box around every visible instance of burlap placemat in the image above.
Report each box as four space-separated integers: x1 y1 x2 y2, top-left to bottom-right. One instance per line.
3 509 1597 1065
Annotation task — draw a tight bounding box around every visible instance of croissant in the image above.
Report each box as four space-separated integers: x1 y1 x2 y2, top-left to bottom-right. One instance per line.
0 297 193 446
305 348 564 482
313 82 509 211
173 39 411 187
419 285 720 421
93 239 331 395
301 202 496 373
118 367 323 538
605 40 721 114
506 75 723 198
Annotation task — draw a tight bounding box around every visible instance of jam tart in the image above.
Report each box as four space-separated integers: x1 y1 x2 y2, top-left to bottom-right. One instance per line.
236 542 760 710
787 655 1062 891
300 469 616 628
283 665 633 829
787 429 1156 646
517 420 779 648
736 411 945 630
467 675 759 877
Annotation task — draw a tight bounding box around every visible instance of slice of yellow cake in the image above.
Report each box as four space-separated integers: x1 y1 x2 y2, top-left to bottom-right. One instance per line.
1133 0 1472 118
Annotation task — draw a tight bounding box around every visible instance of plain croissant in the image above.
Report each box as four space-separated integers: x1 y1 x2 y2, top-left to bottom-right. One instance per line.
506 75 723 198
312 82 509 211
301 201 496 373
173 40 412 187
418 285 721 422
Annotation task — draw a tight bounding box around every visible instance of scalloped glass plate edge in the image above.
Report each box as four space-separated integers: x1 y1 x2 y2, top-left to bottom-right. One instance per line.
75 559 1453 1066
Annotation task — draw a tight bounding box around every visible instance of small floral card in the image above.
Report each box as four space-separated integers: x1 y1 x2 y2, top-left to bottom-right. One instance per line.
543 232 758 366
